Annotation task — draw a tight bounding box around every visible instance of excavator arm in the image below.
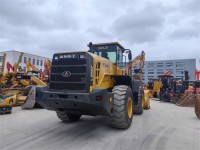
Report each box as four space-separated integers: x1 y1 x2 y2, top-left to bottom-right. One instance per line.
125 51 145 75
11 52 24 83
40 59 51 79
26 60 40 72
1 54 6 74
0 54 6 92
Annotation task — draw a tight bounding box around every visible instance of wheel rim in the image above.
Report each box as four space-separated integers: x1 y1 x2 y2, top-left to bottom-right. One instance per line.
127 97 133 118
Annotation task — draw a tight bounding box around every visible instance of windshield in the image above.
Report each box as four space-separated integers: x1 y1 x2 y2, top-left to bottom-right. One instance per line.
94 50 117 63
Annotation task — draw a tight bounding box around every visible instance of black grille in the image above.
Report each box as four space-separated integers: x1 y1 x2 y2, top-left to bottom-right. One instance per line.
50 53 90 92
52 58 86 65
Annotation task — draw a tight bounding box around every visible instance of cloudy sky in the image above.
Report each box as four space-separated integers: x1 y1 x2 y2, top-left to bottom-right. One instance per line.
0 0 200 67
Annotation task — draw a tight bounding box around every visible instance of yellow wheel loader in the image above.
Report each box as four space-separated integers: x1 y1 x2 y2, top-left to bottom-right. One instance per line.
0 94 15 114
147 78 162 98
36 42 149 129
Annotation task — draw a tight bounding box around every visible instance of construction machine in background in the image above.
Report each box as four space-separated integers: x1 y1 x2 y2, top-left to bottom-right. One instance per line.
157 71 174 102
36 42 150 129
156 70 189 102
195 69 200 118
0 53 48 113
0 73 47 113
146 78 162 98
26 59 51 84
195 69 200 80
175 69 200 107
194 81 200 119
0 53 6 90
40 59 51 83
0 52 24 87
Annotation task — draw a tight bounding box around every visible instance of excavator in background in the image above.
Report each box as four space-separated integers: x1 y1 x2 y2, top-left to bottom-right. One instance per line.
26 60 40 73
40 59 51 84
0 72 47 114
0 53 48 114
0 53 6 88
0 54 14 114
195 69 200 80
26 59 51 84
0 52 24 87
36 42 150 129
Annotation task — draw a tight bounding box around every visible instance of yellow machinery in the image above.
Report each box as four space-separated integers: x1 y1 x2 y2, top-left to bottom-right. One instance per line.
0 53 6 81
146 78 162 98
40 59 51 84
26 59 51 84
26 60 40 73
0 74 47 113
0 53 6 92
36 42 150 129
0 52 24 86
0 53 47 113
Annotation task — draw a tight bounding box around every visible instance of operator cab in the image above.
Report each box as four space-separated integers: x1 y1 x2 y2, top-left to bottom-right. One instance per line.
88 42 132 67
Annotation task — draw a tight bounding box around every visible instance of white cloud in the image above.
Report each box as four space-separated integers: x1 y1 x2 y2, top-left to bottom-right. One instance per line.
0 0 199 68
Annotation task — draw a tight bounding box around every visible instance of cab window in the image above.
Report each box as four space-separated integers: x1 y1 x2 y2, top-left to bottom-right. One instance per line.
94 49 117 63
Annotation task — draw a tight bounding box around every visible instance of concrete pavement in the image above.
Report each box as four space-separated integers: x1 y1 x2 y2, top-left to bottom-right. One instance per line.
0 99 199 150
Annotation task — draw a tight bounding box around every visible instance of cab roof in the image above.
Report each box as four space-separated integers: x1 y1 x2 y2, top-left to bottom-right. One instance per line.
92 42 125 50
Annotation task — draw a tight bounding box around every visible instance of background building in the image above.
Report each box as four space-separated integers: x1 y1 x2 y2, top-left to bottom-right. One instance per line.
0 50 50 72
140 59 196 83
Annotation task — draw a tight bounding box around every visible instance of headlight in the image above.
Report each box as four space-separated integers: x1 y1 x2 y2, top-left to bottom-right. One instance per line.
0 98 5 103
80 54 85 59
54 56 59 60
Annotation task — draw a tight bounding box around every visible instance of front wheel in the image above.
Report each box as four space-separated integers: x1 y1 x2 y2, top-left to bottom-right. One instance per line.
56 111 82 122
133 84 144 114
161 93 171 102
109 85 133 129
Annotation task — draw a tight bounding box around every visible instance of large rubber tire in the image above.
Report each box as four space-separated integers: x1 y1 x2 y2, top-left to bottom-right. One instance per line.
161 93 171 102
109 85 133 129
133 84 144 115
56 111 82 122
153 92 157 98
157 89 160 100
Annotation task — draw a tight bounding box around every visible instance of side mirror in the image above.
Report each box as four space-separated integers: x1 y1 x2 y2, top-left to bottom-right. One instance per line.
128 52 132 61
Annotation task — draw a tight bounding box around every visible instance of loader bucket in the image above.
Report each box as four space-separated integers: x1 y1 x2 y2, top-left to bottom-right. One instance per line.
143 90 150 109
176 90 195 107
21 85 37 109
195 94 200 119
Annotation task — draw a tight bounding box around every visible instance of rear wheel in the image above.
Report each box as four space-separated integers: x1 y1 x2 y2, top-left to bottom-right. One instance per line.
161 93 171 102
133 85 144 114
157 89 160 100
109 85 133 129
56 111 82 122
